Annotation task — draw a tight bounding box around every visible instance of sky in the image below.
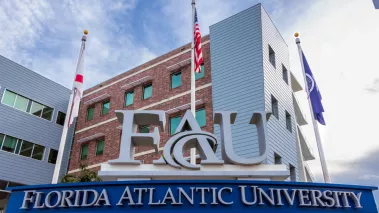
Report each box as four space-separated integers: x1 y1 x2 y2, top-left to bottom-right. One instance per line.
1 0 379 201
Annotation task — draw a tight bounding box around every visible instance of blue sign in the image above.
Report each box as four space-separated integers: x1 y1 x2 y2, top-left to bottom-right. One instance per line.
6 180 378 213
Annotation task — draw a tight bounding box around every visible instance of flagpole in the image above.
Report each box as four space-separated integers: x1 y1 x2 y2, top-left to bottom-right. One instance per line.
295 33 331 183
52 31 88 184
190 0 196 165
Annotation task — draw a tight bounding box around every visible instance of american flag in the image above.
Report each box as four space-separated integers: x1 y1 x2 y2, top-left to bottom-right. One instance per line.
194 8 203 73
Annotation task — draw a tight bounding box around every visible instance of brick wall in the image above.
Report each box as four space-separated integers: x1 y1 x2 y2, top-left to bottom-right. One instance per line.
68 37 212 173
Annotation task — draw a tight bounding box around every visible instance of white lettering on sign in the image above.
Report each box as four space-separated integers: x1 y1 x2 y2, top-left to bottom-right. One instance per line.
20 186 363 209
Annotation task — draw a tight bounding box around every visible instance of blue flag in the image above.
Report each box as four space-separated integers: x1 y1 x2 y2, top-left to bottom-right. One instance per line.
302 51 326 125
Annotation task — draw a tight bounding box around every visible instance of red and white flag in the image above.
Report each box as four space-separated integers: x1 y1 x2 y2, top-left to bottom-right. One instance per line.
68 34 86 127
194 8 203 73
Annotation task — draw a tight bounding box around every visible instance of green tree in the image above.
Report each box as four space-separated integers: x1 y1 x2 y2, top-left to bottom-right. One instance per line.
61 164 102 183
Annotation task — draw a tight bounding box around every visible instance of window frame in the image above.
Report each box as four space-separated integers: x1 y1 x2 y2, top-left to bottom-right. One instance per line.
271 95 279 119
56 111 66 126
285 111 292 132
171 71 182 89
269 45 276 68
169 115 182 135
86 106 95 121
125 90 134 107
195 63 205 80
80 144 89 160
142 83 153 100
96 139 105 156
282 64 289 85
195 107 207 127
101 100 111 116
48 149 58 164
274 153 282 164
289 164 296 181
1 90 55 121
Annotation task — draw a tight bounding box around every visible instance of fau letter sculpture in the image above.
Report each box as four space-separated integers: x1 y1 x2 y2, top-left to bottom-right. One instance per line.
108 110 271 169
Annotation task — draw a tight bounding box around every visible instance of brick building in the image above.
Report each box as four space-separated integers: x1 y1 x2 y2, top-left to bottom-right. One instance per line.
66 4 315 182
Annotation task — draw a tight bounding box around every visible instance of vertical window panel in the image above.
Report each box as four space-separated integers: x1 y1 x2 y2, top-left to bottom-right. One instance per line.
0 134 5 148
81 144 88 160
271 95 279 119
2 90 16 107
195 63 205 80
171 72 182 89
2 135 17 153
290 164 296 181
269 45 276 68
19 141 33 157
31 144 45 160
14 95 28 112
125 91 134 106
286 111 292 132
87 106 95 121
196 108 206 127
274 153 282 164
96 140 104 156
30 102 43 117
170 116 181 135
56 111 66 126
48 149 58 164
102 101 110 115
143 84 152 99
41 106 53 121
282 64 289 84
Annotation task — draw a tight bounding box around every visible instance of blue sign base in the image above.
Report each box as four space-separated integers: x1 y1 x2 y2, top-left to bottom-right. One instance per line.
6 180 378 213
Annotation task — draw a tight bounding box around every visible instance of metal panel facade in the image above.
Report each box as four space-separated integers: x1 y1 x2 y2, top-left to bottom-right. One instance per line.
260 7 299 180
210 4 299 180
0 56 71 185
210 4 264 158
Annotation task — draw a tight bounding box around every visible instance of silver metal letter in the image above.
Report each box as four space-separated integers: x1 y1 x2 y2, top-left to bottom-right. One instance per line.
218 187 233 205
117 186 135 206
20 190 36 209
110 110 165 164
214 111 271 165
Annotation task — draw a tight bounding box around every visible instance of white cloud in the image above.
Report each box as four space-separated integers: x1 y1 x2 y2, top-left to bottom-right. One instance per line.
0 0 156 89
281 0 379 181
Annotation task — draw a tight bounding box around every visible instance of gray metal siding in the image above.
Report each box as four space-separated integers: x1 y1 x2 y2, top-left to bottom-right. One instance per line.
210 4 264 158
260 7 299 180
0 55 71 185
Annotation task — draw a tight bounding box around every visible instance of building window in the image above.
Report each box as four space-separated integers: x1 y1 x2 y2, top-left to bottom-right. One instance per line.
1 90 54 121
195 63 205 80
48 149 58 164
196 108 206 127
290 164 296 181
41 106 53 121
80 144 88 160
30 101 43 117
86 106 95 121
282 65 289 84
171 71 182 89
269 45 276 68
0 133 46 161
286 111 292 132
143 83 152 99
274 153 282 164
31 144 44 160
14 95 28 111
125 91 134 106
170 116 181 135
139 125 150 133
2 90 17 107
96 140 104 156
102 100 110 115
1 135 17 153
56 111 66 126
19 141 34 157
271 95 279 119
